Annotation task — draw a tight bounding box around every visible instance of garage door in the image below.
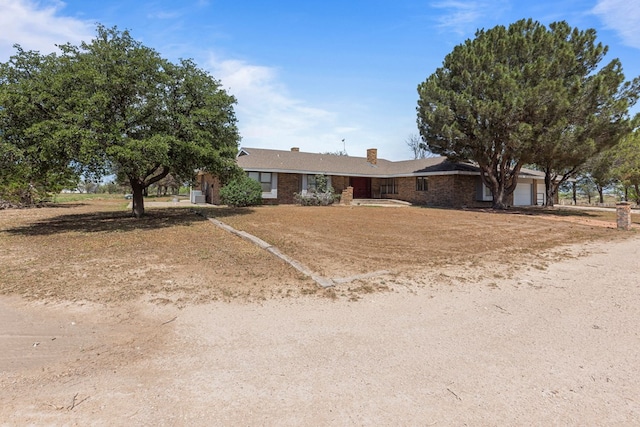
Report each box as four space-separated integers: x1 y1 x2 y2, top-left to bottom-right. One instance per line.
513 183 532 206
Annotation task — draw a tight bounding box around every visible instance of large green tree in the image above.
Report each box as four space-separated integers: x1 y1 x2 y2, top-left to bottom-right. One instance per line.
0 47 80 204
529 22 638 206
417 19 639 209
1 25 240 216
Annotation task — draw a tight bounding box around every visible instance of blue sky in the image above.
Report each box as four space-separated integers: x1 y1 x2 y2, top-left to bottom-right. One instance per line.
1 0 639 160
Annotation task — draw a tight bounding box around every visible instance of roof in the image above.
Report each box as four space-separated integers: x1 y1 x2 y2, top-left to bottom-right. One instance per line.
237 147 477 178
236 147 545 179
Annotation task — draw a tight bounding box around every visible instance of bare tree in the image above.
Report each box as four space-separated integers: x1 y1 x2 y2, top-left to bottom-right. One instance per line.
406 134 434 159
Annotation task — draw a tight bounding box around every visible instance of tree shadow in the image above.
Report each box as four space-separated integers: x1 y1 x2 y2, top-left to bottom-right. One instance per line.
499 207 601 218
192 206 258 219
420 205 600 218
3 207 249 236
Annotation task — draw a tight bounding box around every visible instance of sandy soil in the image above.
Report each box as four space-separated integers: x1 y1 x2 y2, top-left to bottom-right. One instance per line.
1 234 639 425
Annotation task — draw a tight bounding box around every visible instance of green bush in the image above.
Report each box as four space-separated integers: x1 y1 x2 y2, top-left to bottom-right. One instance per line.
220 175 263 207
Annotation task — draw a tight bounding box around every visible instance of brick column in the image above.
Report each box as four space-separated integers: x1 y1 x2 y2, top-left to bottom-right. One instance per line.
341 186 353 205
616 202 632 230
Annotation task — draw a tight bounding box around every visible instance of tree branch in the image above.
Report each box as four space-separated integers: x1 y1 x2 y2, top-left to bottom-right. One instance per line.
145 166 170 187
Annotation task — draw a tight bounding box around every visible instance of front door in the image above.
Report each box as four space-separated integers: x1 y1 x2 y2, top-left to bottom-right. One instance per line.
351 177 371 199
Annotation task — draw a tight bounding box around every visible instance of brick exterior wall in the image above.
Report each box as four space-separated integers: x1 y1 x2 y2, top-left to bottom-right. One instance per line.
198 171 546 208
195 173 221 204
273 174 353 205
331 176 350 194
394 175 492 208
273 173 300 205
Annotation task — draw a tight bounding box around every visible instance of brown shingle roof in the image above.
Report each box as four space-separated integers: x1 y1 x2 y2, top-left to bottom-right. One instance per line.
237 147 482 177
236 147 546 179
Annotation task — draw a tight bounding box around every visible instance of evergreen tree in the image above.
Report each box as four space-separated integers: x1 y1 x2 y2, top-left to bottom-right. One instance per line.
612 130 640 205
417 19 639 208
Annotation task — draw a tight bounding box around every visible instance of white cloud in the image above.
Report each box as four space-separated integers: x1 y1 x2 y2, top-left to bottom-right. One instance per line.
206 55 415 159
0 0 93 60
207 55 361 153
148 10 181 20
0 1 413 160
592 0 640 49
430 0 509 36
431 0 489 35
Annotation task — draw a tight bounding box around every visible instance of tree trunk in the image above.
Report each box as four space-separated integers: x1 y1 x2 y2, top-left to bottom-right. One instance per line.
545 187 556 207
481 166 521 210
635 184 640 206
572 182 577 205
491 186 509 209
597 185 604 204
492 200 508 209
543 170 558 207
130 179 146 218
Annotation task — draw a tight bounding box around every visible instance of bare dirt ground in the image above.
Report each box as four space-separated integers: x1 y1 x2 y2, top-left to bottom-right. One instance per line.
1 200 639 425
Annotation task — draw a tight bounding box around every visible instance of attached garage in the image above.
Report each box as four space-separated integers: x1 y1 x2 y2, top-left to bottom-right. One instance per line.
513 182 532 206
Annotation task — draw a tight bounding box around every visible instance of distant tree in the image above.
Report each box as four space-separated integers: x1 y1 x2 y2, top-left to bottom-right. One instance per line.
417 19 639 209
154 173 181 196
558 180 577 205
99 181 126 194
612 130 640 205
575 174 598 204
583 150 616 204
405 134 434 159
77 179 98 194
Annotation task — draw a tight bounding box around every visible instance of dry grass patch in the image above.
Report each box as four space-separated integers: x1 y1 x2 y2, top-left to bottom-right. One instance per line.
1 200 632 305
0 200 315 305
202 204 626 280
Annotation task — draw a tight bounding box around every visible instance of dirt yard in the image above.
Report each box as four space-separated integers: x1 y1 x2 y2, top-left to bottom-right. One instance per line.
1 200 639 424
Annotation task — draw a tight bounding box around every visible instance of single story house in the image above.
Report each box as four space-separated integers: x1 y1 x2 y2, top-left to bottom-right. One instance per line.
196 147 550 207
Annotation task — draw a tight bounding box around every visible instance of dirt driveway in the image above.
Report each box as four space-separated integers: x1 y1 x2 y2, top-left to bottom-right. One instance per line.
2 222 639 424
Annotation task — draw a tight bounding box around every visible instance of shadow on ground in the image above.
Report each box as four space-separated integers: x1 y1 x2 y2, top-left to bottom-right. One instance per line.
3 208 214 236
505 207 599 217
192 206 257 219
460 205 639 225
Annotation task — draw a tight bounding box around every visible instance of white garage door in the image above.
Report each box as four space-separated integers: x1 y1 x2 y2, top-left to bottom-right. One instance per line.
514 183 532 206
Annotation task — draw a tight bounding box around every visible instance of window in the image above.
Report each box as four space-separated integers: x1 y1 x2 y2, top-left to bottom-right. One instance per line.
416 177 428 191
305 174 332 192
479 181 493 201
248 172 272 192
380 178 397 194
307 174 317 191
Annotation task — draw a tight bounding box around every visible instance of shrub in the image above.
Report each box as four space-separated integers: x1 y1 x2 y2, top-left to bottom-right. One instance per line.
220 175 262 207
294 174 336 206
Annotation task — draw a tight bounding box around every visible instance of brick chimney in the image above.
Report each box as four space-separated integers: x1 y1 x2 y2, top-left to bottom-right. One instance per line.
367 148 377 165
291 147 300 152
